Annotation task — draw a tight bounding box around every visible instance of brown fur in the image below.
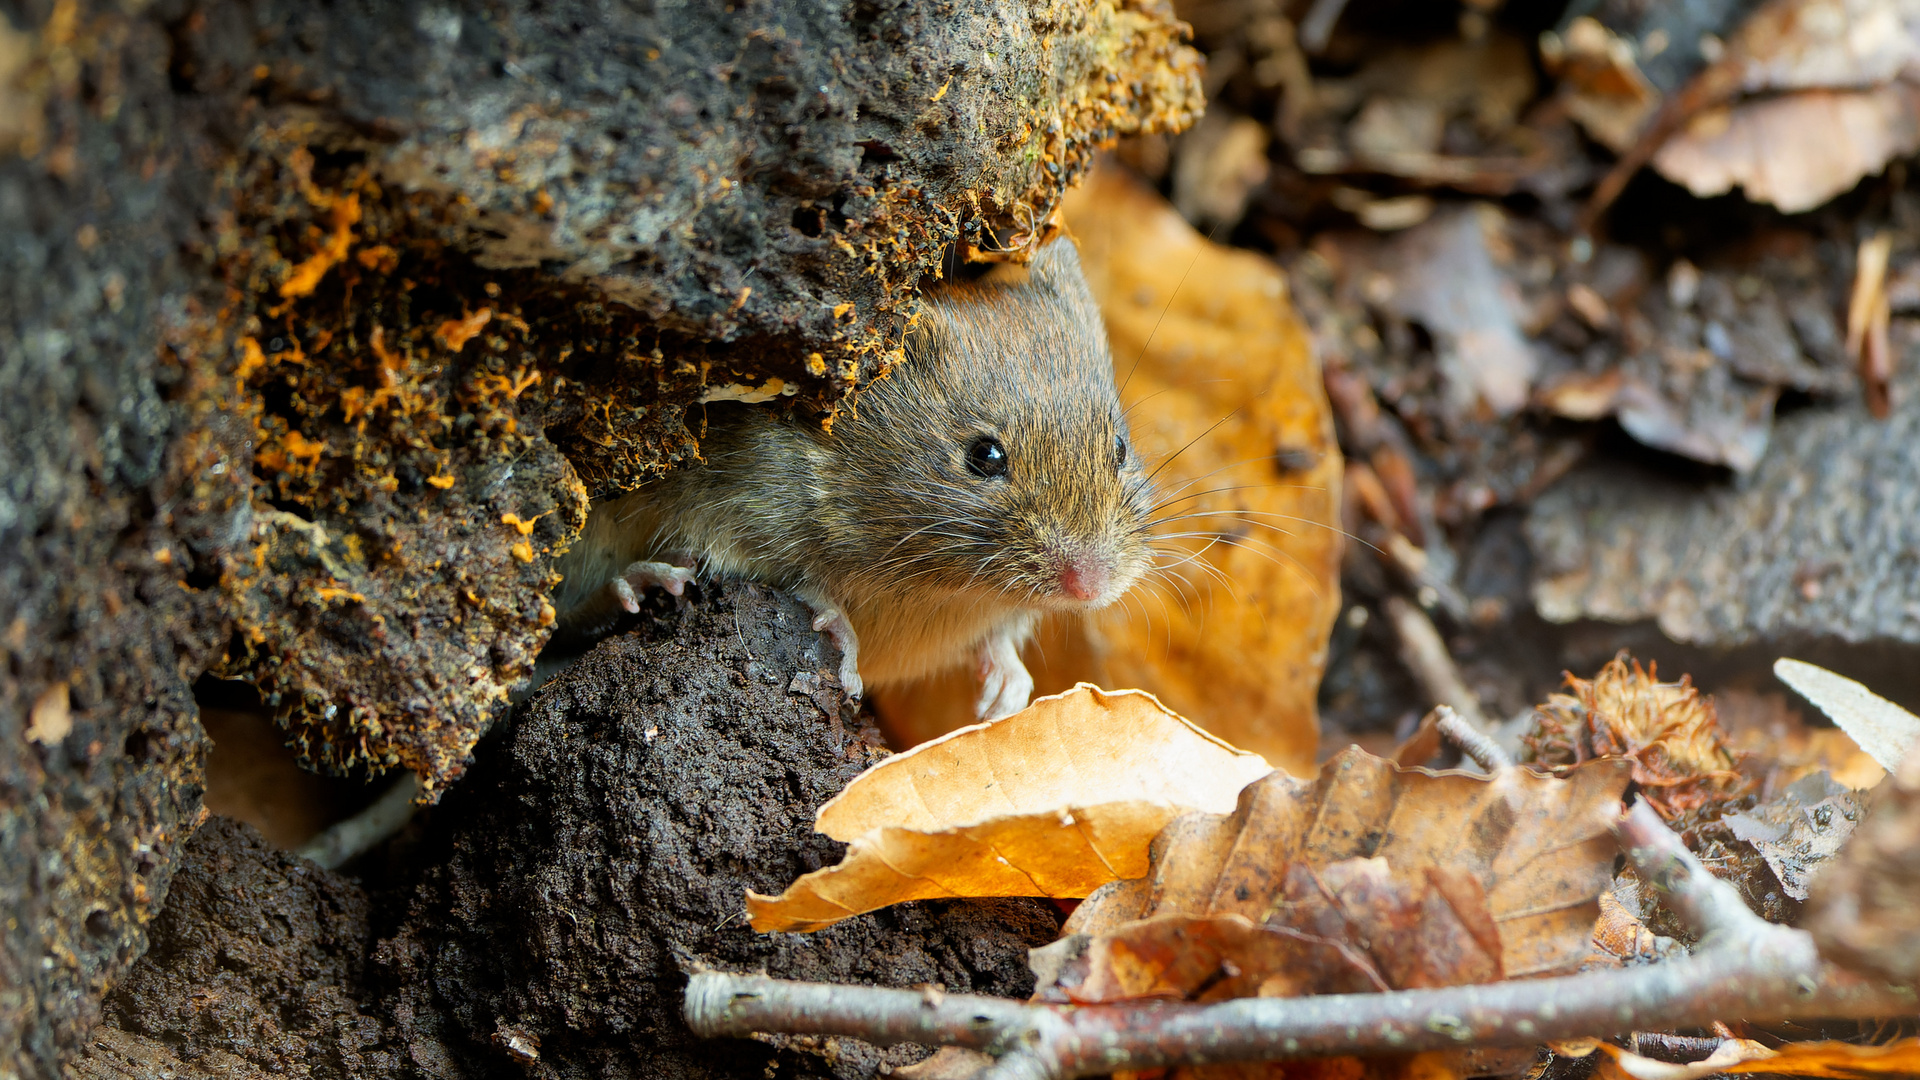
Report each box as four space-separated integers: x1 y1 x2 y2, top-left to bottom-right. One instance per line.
553 238 1154 688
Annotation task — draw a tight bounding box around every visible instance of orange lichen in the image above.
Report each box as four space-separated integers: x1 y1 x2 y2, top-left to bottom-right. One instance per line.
277 191 361 301
355 244 399 272
501 511 551 536
435 308 493 352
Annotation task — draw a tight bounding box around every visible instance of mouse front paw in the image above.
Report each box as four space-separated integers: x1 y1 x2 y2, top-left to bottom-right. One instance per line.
974 632 1034 721
609 560 696 613
807 603 864 707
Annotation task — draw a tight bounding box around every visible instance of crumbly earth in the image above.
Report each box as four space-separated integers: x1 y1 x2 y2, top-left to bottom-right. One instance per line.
70 585 1058 1080
373 582 1060 1079
96 817 403 1078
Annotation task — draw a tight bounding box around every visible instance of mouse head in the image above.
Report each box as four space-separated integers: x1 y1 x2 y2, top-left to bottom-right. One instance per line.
829 238 1155 612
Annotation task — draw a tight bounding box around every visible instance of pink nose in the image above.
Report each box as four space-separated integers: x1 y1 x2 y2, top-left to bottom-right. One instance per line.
1057 552 1108 602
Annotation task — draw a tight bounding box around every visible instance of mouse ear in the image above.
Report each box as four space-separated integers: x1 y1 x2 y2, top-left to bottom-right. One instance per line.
1026 237 1096 306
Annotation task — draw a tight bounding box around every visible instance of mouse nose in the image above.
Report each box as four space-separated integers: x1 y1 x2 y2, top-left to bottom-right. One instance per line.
1056 548 1109 602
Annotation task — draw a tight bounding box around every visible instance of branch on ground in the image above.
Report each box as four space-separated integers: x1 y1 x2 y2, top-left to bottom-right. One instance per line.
685 802 1916 1080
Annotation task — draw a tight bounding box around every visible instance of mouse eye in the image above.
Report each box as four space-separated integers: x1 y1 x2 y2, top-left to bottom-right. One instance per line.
965 435 1009 479
1113 434 1128 469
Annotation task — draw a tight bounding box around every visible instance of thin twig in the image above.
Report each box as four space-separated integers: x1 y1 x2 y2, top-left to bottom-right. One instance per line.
295 772 421 869
1297 0 1351 53
1383 595 1492 732
1434 705 1512 771
686 806 1916 1080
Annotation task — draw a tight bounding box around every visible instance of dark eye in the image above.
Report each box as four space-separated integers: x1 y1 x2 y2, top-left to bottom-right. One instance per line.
965 435 1009 478
1113 434 1128 468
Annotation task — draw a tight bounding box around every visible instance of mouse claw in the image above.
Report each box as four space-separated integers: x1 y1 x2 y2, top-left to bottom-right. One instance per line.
807 603 864 706
974 631 1034 721
611 561 696 613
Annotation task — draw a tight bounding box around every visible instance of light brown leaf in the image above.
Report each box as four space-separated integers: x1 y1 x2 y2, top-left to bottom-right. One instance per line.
747 685 1273 932
1652 86 1920 214
876 165 1343 778
1046 748 1634 1004
1716 687 1887 794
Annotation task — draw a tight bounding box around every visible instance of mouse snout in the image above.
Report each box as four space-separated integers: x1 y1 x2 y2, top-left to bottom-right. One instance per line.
1053 545 1111 603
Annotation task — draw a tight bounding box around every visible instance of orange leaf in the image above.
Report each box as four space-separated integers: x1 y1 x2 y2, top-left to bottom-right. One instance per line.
746 686 1273 932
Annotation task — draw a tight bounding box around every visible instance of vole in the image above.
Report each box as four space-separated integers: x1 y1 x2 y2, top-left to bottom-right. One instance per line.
549 237 1154 720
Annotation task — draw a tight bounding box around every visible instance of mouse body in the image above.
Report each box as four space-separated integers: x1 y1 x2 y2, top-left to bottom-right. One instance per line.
550 237 1154 719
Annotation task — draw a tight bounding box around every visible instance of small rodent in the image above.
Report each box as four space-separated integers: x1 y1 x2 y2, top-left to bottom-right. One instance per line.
549 237 1154 719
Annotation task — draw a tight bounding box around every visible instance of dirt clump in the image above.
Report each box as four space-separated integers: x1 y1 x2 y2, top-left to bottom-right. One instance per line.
94 817 401 1079
372 581 1061 1079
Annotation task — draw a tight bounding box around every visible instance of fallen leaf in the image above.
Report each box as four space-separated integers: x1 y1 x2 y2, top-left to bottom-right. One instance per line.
894 1047 997 1080
1848 234 1895 418
1651 85 1920 213
1542 16 1662 152
1589 887 1678 966
876 165 1343 777
1717 687 1887 794
747 685 1273 932
1376 205 1538 416
1774 657 1920 772
1522 656 1746 820
1041 747 1633 1005
1172 109 1272 229
1805 719 1920 982
1730 0 1920 95
1596 1037 1920 1079
1724 772 1863 901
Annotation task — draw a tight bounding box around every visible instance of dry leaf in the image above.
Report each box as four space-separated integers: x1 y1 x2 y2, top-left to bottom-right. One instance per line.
1375 205 1538 415
1724 772 1863 901
1596 1037 1920 1079
1805 738 1920 982
1774 658 1920 772
876 165 1343 777
894 1047 997 1080
1173 110 1272 230
1651 85 1920 213
1717 688 1887 795
1522 656 1745 820
747 685 1273 932
1589 887 1678 966
1730 0 1920 94
1041 747 1634 1005
1542 16 1661 152
1847 234 1896 418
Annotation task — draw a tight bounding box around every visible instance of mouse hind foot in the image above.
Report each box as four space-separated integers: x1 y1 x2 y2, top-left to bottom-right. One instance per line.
549 559 696 650
611 560 695 612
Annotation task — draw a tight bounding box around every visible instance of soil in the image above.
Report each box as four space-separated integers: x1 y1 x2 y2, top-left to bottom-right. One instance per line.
77 583 1059 1080
99 817 402 1077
